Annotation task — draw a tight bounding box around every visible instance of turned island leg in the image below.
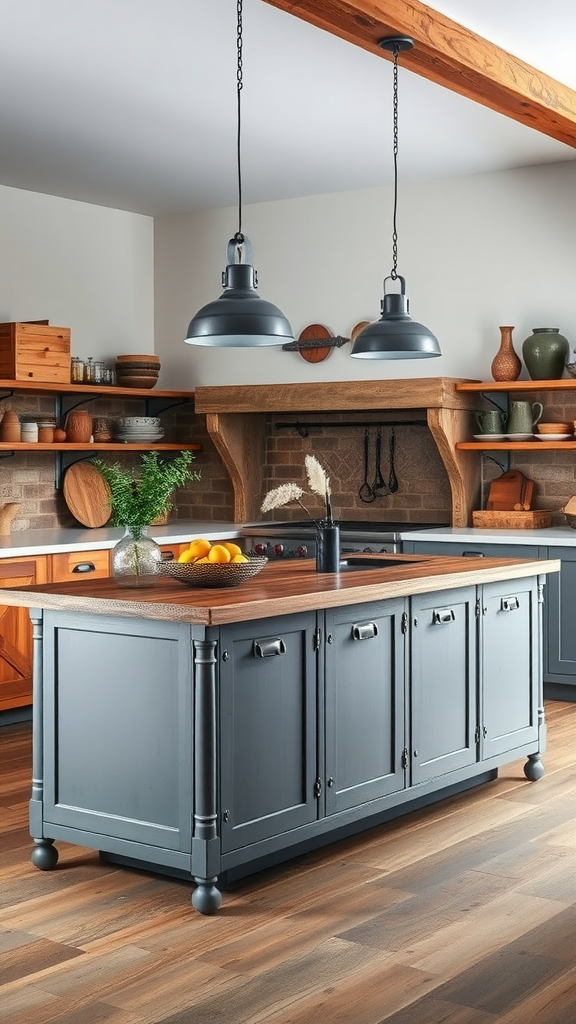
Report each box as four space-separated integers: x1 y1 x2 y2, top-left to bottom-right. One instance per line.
191 638 222 914
525 579 547 783
29 610 59 870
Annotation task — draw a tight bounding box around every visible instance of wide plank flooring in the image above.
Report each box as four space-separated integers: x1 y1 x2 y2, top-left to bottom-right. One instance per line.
2 701 576 1023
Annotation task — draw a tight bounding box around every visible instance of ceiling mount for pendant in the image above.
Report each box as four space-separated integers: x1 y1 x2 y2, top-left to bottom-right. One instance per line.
350 34 441 360
185 0 293 349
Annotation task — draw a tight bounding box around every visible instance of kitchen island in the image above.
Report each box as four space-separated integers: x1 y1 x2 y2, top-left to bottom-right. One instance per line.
3 552 559 913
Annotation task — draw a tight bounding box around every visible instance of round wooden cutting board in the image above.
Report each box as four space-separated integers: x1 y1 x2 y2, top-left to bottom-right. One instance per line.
63 462 112 528
297 323 334 363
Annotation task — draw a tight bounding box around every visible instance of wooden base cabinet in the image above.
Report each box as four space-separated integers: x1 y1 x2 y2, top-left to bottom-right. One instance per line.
29 579 544 913
0 556 48 711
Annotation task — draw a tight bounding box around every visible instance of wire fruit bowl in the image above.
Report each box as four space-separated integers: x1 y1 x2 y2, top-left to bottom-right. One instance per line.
162 556 268 588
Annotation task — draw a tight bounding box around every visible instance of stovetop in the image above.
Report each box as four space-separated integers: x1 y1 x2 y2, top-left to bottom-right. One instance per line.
242 520 448 534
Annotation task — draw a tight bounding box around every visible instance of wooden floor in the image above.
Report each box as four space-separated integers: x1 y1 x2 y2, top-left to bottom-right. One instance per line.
3 703 576 1023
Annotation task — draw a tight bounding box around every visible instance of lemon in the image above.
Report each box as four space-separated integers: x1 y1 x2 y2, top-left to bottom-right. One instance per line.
187 538 212 560
221 541 243 558
208 544 232 563
195 555 211 563
231 553 248 563
178 549 198 564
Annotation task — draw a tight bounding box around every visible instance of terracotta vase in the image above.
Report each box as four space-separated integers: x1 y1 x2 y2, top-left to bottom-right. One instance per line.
491 326 521 382
0 410 21 443
65 409 92 443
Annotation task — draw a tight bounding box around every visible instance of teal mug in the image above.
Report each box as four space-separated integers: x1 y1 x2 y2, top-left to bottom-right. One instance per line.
507 401 543 435
476 409 507 434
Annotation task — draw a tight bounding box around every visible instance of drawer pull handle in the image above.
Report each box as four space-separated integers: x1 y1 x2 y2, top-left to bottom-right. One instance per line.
352 622 379 640
432 608 455 625
72 562 96 573
501 596 520 612
253 638 286 658
462 550 485 557
161 550 175 561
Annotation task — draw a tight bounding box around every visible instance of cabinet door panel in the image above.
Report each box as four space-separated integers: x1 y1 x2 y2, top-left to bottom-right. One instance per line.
50 549 110 582
411 586 476 784
324 598 405 814
481 579 539 757
0 556 47 710
545 547 576 682
219 612 317 852
407 541 538 558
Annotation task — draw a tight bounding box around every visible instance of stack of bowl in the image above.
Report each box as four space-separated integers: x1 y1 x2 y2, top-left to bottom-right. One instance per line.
114 416 164 443
535 421 573 441
115 354 160 389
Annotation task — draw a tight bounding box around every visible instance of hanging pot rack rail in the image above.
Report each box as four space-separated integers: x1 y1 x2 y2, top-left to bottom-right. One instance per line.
274 418 426 438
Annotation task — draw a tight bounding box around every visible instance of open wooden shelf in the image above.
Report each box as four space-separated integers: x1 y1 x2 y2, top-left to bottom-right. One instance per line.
0 442 201 452
457 441 576 450
0 379 194 400
455 379 576 393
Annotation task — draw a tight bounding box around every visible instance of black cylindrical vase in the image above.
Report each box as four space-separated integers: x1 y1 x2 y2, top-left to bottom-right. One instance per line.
316 523 340 573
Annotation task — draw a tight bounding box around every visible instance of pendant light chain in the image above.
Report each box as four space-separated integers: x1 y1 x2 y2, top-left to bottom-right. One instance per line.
235 0 244 247
390 44 400 281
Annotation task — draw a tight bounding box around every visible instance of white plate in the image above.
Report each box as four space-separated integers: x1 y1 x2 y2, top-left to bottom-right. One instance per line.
473 434 505 441
535 433 572 441
505 433 534 441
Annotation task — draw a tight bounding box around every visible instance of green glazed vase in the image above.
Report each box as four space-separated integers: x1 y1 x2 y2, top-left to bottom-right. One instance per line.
522 327 569 380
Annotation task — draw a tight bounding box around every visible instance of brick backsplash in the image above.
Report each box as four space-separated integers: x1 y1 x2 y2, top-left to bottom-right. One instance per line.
262 412 453 524
3 389 576 532
1 395 234 531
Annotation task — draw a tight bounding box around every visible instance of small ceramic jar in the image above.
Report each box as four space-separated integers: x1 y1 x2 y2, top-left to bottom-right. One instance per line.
21 421 39 443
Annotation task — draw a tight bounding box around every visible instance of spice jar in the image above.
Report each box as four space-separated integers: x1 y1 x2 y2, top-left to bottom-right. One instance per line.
38 425 54 443
20 421 39 443
84 357 95 383
71 357 85 383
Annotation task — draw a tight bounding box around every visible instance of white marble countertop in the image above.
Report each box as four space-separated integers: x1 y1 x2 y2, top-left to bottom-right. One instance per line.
0 521 241 559
400 526 576 546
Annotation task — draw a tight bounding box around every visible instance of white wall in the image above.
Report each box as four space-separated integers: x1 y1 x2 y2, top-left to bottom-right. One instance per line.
0 184 154 362
154 161 576 388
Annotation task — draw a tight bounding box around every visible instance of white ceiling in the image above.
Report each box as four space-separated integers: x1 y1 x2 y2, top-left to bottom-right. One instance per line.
0 0 574 216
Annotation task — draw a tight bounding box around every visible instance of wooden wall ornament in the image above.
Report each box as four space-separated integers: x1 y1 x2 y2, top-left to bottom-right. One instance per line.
282 324 349 362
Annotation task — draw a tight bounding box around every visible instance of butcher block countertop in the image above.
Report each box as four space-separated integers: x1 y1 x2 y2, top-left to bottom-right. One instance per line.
1 553 560 626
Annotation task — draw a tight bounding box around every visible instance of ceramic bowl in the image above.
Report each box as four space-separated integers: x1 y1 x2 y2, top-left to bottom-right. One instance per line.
537 422 572 433
535 433 571 441
162 556 268 588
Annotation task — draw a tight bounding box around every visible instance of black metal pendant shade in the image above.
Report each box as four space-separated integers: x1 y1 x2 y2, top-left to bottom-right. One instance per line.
350 276 441 359
185 239 293 348
350 35 440 361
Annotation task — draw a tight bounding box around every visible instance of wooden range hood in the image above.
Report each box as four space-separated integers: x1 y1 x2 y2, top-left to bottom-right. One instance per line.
194 377 479 527
263 0 576 150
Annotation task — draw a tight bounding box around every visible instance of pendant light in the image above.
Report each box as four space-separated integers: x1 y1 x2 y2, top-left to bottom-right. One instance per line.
185 0 293 348
350 37 441 360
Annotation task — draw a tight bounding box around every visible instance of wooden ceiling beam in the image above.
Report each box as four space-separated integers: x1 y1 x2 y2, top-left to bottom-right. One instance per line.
262 0 576 149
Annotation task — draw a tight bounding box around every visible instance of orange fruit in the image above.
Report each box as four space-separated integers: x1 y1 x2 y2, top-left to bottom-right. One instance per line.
231 553 248 563
221 541 243 558
187 538 211 560
178 549 197 563
208 544 231 563
195 556 211 563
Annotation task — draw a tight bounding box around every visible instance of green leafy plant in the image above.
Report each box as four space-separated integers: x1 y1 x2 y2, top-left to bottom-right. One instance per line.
93 451 201 535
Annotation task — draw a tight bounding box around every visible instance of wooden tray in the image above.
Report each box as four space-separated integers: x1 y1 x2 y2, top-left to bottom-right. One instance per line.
472 510 552 530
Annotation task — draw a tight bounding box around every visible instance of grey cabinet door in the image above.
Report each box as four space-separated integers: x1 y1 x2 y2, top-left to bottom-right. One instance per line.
324 598 405 815
42 612 194 852
480 578 539 758
410 586 477 784
545 547 576 683
219 612 318 853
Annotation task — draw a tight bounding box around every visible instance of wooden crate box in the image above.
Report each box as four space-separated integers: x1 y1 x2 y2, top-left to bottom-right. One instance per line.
0 321 71 383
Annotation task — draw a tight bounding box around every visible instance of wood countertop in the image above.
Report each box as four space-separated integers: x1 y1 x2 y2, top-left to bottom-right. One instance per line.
1 553 560 626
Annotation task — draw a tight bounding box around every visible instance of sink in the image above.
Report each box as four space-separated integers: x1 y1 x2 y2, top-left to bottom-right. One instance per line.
338 556 427 571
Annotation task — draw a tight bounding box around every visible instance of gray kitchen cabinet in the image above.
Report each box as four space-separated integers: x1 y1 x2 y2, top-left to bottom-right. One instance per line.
543 546 576 688
410 586 477 784
323 598 405 814
480 578 541 763
218 612 318 853
404 539 540 559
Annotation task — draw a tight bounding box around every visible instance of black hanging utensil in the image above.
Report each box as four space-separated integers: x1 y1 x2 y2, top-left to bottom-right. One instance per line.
359 428 376 502
388 427 399 492
372 426 387 495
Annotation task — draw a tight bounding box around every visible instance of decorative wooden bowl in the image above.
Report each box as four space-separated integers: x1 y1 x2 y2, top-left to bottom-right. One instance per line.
162 556 268 588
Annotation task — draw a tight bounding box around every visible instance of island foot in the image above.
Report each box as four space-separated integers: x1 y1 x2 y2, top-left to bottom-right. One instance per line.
524 753 545 781
192 877 222 915
31 837 59 870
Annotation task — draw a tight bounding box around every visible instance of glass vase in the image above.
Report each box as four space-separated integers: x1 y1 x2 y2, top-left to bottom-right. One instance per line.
112 526 162 587
315 522 340 573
